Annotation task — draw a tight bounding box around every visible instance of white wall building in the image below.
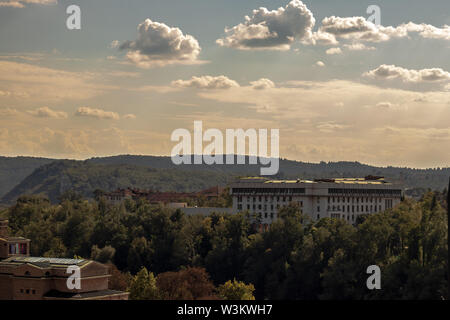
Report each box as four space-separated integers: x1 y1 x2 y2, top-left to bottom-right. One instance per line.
230 176 402 229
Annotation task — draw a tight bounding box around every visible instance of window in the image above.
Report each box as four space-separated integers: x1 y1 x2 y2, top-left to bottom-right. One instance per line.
317 206 320 212
237 204 242 210
317 214 320 219
19 243 27 255
32 290 36 294
264 212 268 218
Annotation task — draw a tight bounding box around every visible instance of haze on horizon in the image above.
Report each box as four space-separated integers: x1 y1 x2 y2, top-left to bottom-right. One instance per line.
0 0 449 169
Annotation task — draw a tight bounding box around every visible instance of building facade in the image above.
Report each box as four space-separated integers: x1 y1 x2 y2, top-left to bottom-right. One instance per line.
0 219 128 300
230 176 402 230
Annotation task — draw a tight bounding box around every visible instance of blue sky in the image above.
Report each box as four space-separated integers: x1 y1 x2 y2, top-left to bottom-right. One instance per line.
0 0 449 168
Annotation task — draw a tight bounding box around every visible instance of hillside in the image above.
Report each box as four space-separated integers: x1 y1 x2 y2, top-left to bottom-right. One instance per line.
0 155 449 204
0 156 55 198
0 160 233 203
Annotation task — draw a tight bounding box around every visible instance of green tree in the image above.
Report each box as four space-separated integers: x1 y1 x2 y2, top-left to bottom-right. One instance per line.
217 279 255 300
128 267 160 300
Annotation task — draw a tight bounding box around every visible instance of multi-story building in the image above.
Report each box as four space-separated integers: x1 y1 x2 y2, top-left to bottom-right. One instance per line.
230 176 402 230
0 219 129 300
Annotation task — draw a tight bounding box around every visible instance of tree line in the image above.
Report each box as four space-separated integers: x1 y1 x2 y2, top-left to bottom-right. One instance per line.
1 189 448 300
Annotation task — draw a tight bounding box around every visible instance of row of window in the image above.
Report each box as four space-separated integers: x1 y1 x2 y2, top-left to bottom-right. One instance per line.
328 188 402 195
328 204 382 213
9 243 27 255
238 203 283 211
237 196 293 203
20 288 36 295
232 188 305 194
328 197 382 204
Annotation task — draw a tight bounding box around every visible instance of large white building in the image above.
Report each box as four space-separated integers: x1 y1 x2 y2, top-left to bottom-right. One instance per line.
230 176 402 230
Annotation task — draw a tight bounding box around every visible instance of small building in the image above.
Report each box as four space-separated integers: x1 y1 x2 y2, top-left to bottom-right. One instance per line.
0 219 128 300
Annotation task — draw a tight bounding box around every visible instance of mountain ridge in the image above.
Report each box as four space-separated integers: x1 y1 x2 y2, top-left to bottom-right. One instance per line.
1 154 449 204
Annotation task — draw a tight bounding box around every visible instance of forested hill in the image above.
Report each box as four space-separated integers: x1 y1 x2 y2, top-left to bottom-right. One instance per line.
0 156 55 198
0 155 449 204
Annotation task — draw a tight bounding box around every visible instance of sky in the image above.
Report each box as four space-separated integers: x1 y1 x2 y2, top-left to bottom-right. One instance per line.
0 0 449 168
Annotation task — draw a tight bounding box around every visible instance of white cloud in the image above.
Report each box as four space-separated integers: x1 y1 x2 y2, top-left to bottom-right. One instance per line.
326 47 342 55
29 106 68 119
250 78 275 90
314 16 450 46
364 65 450 83
376 101 395 108
75 107 120 120
0 0 56 8
315 61 325 67
172 75 239 89
343 43 376 51
216 0 315 51
118 19 202 68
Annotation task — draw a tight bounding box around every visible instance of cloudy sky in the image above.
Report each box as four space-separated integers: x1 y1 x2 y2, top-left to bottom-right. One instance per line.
0 0 449 168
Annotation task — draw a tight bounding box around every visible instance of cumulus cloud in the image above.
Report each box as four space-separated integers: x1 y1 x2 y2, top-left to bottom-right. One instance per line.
117 19 202 68
75 107 120 120
0 0 56 8
250 78 275 90
364 65 450 83
172 75 240 89
326 47 342 55
29 106 68 119
216 0 315 50
314 17 450 46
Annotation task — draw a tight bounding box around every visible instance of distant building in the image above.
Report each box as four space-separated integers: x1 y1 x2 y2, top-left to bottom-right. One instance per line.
0 219 128 300
230 176 402 231
103 186 225 206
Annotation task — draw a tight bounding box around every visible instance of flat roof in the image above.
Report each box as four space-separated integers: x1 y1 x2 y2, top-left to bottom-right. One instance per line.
2 256 87 266
236 177 392 185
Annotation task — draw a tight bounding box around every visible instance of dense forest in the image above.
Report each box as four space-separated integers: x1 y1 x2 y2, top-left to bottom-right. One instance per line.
1 155 449 204
1 189 447 300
